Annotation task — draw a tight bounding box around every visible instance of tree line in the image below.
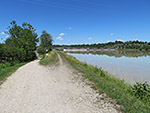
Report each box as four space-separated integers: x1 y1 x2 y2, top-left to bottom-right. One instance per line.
54 40 150 51
0 21 53 66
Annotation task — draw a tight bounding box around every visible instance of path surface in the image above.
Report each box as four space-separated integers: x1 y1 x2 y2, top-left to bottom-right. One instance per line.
0 54 120 113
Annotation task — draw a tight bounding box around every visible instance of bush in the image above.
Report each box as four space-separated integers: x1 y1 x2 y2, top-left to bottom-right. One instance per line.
0 64 4 69
0 47 37 63
37 46 46 54
132 82 150 103
0 62 11 69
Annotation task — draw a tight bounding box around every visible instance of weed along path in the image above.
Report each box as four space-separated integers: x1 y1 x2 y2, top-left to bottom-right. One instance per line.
0 54 120 113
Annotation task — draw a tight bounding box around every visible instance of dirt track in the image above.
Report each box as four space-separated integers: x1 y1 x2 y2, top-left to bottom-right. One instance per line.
0 54 120 113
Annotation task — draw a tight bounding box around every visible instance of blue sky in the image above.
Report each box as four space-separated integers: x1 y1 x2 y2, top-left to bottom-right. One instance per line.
0 0 150 45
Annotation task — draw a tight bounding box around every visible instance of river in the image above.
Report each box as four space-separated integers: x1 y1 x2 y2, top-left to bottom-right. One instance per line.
67 50 150 84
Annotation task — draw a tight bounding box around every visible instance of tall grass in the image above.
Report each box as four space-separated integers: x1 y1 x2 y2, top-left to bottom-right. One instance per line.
58 51 150 113
40 50 58 65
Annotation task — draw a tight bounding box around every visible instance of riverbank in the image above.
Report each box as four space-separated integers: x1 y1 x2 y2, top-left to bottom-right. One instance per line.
64 49 150 58
0 62 27 85
58 51 150 113
63 48 116 52
39 50 59 65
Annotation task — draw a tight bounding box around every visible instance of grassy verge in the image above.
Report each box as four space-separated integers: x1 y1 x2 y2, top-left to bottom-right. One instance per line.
0 62 26 84
40 50 59 65
58 51 150 113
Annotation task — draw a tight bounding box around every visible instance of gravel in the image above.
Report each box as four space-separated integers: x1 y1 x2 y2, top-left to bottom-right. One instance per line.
0 54 120 113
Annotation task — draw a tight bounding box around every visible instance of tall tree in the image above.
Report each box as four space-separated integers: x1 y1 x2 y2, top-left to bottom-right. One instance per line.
39 30 53 51
4 20 39 62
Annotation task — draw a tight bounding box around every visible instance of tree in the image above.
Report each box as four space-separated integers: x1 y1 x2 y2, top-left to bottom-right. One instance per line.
39 30 53 53
5 20 39 62
0 43 5 48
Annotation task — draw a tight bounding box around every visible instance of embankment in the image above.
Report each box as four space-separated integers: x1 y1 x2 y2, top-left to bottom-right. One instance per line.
58 51 150 113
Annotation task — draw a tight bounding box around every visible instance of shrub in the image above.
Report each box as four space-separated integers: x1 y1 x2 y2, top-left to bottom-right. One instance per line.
132 82 150 103
37 46 46 54
0 62 11 69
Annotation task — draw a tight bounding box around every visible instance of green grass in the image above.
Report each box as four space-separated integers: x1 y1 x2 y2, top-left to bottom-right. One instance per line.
40 50 59 65
58 51 150 113
0 62 26 84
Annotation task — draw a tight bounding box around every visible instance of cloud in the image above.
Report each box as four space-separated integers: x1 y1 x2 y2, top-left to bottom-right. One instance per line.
56 32 65 41
56 37 61 39
88 37 92 40
6 35 10 38
59 33 65 36
56 36 63 40
59 38 63 40
1 32 5 35
110 33 114 36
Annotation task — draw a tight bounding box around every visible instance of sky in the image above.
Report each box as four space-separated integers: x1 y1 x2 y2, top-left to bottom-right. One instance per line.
0 0 150 45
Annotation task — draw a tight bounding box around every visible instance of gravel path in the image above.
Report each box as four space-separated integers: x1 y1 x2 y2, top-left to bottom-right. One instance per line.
0 54 120 113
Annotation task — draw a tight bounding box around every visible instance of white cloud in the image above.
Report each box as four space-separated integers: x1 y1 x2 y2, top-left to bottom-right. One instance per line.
56 37 61 39
59 38 63 40
56 36 63 40
56 32 65 41
88 37 92 40
59 33 65 36
110 33 114 36
1 32 5 35
6 35 10 38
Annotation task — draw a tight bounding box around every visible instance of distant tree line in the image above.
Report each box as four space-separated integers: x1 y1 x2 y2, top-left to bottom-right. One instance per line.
54 40 150 51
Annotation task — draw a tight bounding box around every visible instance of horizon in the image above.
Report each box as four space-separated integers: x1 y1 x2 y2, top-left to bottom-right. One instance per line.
0 0 150 45
53 40 150 46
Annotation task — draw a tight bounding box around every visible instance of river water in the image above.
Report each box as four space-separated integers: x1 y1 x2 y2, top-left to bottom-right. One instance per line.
67 51 150 84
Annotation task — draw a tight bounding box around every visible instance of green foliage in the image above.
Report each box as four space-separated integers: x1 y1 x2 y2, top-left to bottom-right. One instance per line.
0 62 26 83
0 62 11 69
0 47 26 63
37 46 46 54
38 30 53 54
0 21 39 63
0 43 6 48
132 82 150 104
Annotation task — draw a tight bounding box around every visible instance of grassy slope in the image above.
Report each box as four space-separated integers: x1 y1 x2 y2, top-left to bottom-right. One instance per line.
58 51 150 113
40 50 59 65
0 63 26 84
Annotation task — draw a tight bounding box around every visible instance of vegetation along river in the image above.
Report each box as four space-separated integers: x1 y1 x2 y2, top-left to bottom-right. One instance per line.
67 50 150 84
